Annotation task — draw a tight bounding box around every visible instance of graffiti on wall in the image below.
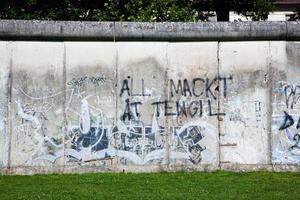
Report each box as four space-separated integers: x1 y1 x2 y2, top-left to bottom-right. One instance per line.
15 90 64 164
14 74 232 166
119 76 232 121
116 76 231 164
283 84 300 109
273 82 300 164
67 74 111 87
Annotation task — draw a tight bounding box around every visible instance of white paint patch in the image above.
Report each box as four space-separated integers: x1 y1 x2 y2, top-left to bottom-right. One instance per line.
16 100 41 130
151 110 159 134
79 99 91 134
0 111 4 132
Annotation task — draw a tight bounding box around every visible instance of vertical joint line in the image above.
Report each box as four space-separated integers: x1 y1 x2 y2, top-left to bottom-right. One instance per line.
217 41 221 170
114 29 118 167
267 41 273 170
7 42 13 170
113 22 118 123
115 37 118 122
166 42 170 168
62 43 67 167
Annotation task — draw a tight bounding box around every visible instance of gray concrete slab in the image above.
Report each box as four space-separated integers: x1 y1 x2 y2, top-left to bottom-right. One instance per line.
116 42 168 168
219 41 270 165
0 42 11 168
271 41 300 165
10 42 65 167
64 42 117 169
166 42 219 170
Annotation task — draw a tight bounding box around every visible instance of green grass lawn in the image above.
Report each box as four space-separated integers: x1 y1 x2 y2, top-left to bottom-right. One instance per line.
0 171 299 200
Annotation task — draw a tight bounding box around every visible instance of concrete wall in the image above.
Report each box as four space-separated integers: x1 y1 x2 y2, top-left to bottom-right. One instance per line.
0 21 300 174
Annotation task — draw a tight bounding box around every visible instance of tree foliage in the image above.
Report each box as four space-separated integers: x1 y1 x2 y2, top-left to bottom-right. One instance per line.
288 7 300 21
0 0 276 21
232 0 275 21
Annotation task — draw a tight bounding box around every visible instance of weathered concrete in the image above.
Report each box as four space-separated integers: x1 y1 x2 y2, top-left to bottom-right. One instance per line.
286 22 300 41
219 42 270 165
0 20 299 41
0 21 299 174
271 41 300 165
117 42 168 169
65 42 117 169
0 20 114 41
115 21 287 41
166 42 219 170
10 42 65 167
0 42 10 168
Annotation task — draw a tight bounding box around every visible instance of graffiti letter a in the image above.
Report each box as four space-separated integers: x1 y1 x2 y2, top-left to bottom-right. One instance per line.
279 111 294 130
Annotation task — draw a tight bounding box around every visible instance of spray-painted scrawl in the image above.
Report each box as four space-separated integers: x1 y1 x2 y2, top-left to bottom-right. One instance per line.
273 82 300 164
15 90 64 164
14 74 229 166
116 76 229 164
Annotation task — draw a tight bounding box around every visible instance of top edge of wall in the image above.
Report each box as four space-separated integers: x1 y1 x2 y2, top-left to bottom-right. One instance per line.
0 20 299 41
